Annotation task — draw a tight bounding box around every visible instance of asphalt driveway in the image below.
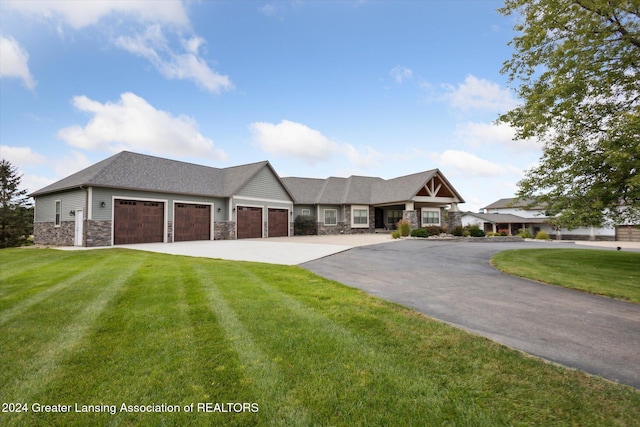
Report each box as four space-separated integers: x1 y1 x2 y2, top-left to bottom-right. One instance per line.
302 240 640 389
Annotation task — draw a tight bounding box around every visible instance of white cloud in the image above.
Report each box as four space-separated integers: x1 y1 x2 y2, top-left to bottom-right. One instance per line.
0 36 36 90
6 0 189 29
0 145 46 166
250 119 384 170
432 149 506 177
390 66 412 84
250 120 339 165
344 144 383 169
23 174 55 194
443 75 517 112
456 121 542 151
259 4 280 17
57 92 227 161
114 25 233 94
7 1 229 93
54 151 93 178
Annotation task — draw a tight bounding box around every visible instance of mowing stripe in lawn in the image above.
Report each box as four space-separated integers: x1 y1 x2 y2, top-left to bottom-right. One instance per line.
0 249 76 284
5 256 145 403
204 263 502 425
194 263 313 426
0 260 113 327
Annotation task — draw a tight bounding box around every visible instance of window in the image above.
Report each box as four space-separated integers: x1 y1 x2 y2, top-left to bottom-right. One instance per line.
55 200 61 227
351 205 369 228
387 210 402 226
422 209 440 226
324 209 337 225
301 208 310 216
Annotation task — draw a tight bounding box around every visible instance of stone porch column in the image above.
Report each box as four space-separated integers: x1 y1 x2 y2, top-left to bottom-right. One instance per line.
403 201 419 230
447 202 463 231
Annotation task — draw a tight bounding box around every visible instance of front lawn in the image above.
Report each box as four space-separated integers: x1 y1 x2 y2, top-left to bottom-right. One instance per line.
1 248 639 426
491 248 640 303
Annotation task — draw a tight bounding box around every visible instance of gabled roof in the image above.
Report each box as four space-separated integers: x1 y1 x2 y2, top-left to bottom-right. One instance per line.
31 151 464 207
371 170 436 204
283 169 464 205
279 177 326 204
30 151 285 199
483 197 544 210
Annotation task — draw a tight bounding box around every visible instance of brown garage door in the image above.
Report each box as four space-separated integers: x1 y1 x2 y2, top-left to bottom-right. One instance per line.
616 225 640 242
237 206 262 239
114 199 164 245
268 208 288 237
174 203 211 242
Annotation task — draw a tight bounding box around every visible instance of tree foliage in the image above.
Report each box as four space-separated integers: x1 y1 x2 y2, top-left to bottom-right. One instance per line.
499 0 640 228
0 159 34 248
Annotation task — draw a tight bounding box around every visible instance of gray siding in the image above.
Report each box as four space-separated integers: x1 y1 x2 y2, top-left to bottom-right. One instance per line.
233 197 292 211
318 204 344 223
294 205 316 218
90 187 228 221
236 166 292 201
35 189 86 223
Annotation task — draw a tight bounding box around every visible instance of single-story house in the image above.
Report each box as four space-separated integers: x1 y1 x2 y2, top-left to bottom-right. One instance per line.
462 197 640 242
31 151 465 247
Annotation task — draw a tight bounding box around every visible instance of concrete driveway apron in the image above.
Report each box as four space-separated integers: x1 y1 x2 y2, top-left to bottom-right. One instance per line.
301 240 640 389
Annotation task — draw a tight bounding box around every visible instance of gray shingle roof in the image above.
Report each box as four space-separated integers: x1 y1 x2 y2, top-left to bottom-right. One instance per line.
283 169 464 205
31 151 465 206
30 151 271 198
279 177 326 204
482 197 544 210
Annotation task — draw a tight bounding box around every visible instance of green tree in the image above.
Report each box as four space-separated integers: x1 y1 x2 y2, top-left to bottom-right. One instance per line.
0 159 34 248
499 0 640 228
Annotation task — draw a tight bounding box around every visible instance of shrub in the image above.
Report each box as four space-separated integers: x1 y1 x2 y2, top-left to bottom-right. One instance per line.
518 228 534 239
486 231 498 237
294 215 317 236
535 230 550 240
397 219 411 237
410 228 429 238
391 231 402 239
451 225 464 236
498 229 509 236
467 224 485 237
425 226 444 236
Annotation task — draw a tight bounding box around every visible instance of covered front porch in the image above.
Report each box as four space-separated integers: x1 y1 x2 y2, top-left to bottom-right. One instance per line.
373 201 462 232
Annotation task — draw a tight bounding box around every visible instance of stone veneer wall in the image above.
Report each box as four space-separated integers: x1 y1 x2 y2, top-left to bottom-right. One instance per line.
317 206 376 235
317 222 347 235
402 210 419 230
447 210 462 231
214 221 236 240
85 220 112 247
34 222 74 246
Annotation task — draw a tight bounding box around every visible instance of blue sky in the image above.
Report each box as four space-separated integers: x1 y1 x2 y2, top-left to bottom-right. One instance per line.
0 0 540 212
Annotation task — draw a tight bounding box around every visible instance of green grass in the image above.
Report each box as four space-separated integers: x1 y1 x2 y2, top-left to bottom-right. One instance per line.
1 248 639 426
491 249 640 303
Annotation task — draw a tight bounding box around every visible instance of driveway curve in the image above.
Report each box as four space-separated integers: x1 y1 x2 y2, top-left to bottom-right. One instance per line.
301 240 640 389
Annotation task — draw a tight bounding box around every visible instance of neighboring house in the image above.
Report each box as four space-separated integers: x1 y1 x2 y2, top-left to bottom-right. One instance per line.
30 151 465 247
462 197 640 242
